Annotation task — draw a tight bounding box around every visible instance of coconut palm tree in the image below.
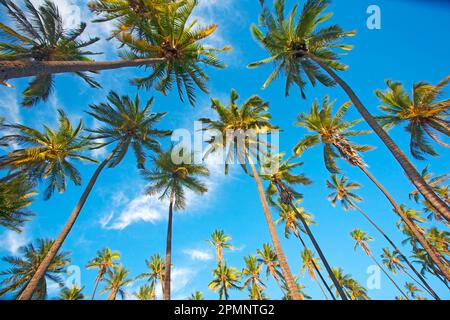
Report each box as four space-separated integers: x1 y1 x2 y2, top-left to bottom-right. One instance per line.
0 110 96 199
261 153 343 299
137 253 166 299
375 77 449 160
426 227 449 257
142 147 209 300
294 97 449 280
327 174 440 299
135 284 155 300
280 276 310 300
86 248 121 300
412 248 449 289
0 174 35 232
18 92 169 300
207 230 235 263
257 243 284 295
200 90 300 300
208 263 241 300
58 286 85 300
100 265 133 300
405 282 427 300
188 291 204 300
0 239 70 299
249 0 450 221
330 267 369 300
350 229 408 299
300 248 329 299
241 255 266 300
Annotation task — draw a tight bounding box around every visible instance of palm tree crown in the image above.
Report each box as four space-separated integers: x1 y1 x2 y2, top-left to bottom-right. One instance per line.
100 265 133 300
208 262 241 300
207 229 235 263
58 286 85 300
326 174 362 210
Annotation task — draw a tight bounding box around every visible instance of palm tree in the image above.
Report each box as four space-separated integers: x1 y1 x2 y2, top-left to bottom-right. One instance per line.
58 286 85 300
207 230 235 263
241 255 265 300
135 284 155 300
208 263 241 300
249 0 449 222
18 91 169 300
0 110 96 199
0 239 70 299
137 253 166 299
327 174 440 299
188 291 204 300
350 229 408 299
86 248 121 300
200 90 301 300
100 265 133 300
294 97 449 280
0 174 35 232
405 282 427 300
142 148 209 300
280 276 310 300
331 267 369 300
375 77 449 160
262 153 343 299
256 243 284 295
300 248 328 299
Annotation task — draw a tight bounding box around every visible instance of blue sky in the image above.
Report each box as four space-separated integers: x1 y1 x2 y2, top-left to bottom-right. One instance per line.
0 0 449 300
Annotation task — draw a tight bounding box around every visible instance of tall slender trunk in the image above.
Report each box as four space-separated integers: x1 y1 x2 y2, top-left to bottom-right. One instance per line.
91 271 103 300
163 190 175 300
358 165 450 281
369 253 409 300
246 153 301 300
107 289 117 301
315 276 329 300
354 205 440 299
0 58 165 81
294 232 336 300
311 56 450 222
17 147 118 300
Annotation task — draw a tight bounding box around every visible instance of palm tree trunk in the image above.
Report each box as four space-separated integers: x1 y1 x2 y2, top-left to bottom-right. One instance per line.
357 164 450 281
0 58 165 81
311 56 450 222
91 272 102 300
17 147 118 300
369 253 409 299
107 289 117 301
246 153 301 300
315 277 329 300
354 204 440 300
163 190 175 300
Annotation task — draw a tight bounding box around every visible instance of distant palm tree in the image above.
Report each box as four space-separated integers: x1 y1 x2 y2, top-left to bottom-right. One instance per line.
327 174 440 299
135 284 155 300
207 230 235 263
0 239 70 299
18 92 169 300
331 267 369 300
405 282 427 300
257 243 284 295
200 90 301 300
188 291 204 300
86 248 121 300
58 286 85 300
350 229 408 299
241 255 265 300
208 263 241 300
375 77 449 159
249 0 449 221
137 253 166 299
100 265 133 300
300 249 328 299
294 97 449 280
142 147 209 300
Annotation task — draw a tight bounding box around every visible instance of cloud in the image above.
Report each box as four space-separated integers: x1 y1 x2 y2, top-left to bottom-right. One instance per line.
0 89 21 123
154 267 197 299
0 231 28 254
183 248 213 261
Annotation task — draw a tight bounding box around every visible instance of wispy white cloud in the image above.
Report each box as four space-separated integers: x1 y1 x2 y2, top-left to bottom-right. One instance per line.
0 230 28 254
0 89 21 123
183 248 213 261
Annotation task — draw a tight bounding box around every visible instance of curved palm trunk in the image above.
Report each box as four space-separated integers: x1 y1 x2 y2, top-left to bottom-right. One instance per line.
17 147 118 300
312 56 450 222
358 165 450 281
91 272 103 300
163 190 175 300
107 289 118 301
354 205 440 300
369 253 409 299
0 58 165 81
246 154 301 300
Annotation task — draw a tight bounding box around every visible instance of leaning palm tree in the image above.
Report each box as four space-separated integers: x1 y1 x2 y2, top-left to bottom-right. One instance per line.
135 284 155 300
100 265 133 300
137 253 166 299
207 230 235 263
249 0 449 222
330 267 369 300
188 291 204 300
86 248 121 300
0 239 70 300
256 243 284 295
18 92 169 300
350 229 408 299
200 90 301 300
375 77 449 160
300 248 329 300
294 97 449 280
241 255 266 300
142 148 209 300
0 110 96 199
58 286 85 300
208 263 241 300
327 174 440 299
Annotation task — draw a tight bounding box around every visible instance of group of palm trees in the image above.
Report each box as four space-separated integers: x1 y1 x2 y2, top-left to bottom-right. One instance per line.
0 0 448 300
